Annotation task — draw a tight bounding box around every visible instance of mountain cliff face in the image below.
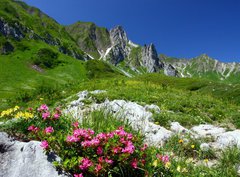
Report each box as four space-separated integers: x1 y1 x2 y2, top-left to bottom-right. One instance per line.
162 54 240 82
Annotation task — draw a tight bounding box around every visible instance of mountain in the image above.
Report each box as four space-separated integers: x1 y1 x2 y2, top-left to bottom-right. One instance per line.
161 54 240 82
66 23 165 74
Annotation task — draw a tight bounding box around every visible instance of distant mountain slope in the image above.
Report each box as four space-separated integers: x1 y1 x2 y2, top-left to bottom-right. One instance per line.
0 0 84 59
161 54 240 83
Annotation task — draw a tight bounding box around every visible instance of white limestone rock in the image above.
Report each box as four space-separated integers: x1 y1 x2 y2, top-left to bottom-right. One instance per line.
170 122 189 134
0 132 68 177
214 130 240 149
191 124 225 138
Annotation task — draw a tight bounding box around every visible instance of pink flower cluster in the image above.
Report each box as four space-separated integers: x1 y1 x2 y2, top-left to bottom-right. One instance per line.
156 154 170 164
44 126 54 134
66 126 148 174
37 104 61 120
28 125 39 133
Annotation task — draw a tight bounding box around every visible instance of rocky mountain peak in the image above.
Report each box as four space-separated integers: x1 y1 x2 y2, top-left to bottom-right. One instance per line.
141 43 163 72
110 25 128 48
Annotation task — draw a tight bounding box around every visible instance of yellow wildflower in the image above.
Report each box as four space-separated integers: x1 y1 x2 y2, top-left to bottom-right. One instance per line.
154 122 160 125
204 159 209 163
152 160 158 167
191 144 195 149
165 162 171 169
1 108 14 117
24 112 34 119
13 106 20 111
178 139 183 144
15 111 24 119
40 98 44 101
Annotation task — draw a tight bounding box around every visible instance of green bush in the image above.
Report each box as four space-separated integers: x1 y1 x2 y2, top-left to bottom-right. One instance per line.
33 48 60 68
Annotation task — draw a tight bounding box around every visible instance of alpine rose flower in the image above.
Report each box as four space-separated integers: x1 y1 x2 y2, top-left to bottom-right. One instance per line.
38 104 49 112
74 174 83 177
79 158 93 170
40 140 49 149
53 113 60 119
97 146 103 155
131 158 138 169
28 125 35 131
42 112 50 120
44 126 54 134
72 121 79 128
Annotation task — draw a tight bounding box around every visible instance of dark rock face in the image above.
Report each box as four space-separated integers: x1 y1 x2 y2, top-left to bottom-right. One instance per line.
0 132 69 177
0 18 25 40
141 44 163 72
0 41 14 54
106 45 125 65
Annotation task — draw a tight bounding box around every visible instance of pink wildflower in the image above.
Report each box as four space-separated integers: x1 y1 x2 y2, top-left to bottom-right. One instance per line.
156 154 170 164
79 158 93 170
96 146 103 155
28 125 39 133
28 125 35 131
95 164 102 173
88 128 95 135
34 127 40 132
66 135 79 142
74 129 91 139
44 126 54 134
40 140 49 149
105 158 113 164
115 127 127 136
98 157 104 163
96 133 107 140
72 121 79 128
141 144 148 151
53 113 60 119
131 158 138 169
122 141 135 154
74 174 83 177
38 104 49 112
42 112 50 120
113 147 121 154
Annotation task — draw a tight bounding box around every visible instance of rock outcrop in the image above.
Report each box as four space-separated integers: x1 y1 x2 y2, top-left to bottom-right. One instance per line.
0 17 25 40
0 132 68 177
67 90 240 150
141 44 163 72
164 64 178 77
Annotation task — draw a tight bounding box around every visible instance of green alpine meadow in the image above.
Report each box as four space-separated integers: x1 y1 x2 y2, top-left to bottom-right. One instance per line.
0 0 240 177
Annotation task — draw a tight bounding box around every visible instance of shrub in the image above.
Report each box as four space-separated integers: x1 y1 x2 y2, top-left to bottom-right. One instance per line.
33 48 60 68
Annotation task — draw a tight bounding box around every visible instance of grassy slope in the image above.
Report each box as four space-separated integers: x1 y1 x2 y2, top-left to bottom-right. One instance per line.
73 73 240 129
65 21 111 59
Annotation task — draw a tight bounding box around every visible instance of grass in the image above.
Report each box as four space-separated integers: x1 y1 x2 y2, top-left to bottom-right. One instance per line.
71 75 240 129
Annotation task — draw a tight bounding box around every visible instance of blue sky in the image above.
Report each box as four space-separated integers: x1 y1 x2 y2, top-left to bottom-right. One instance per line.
23 0 240 62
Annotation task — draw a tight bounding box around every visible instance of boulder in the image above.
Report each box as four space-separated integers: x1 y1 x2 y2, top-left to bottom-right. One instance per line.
0 132 68 177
